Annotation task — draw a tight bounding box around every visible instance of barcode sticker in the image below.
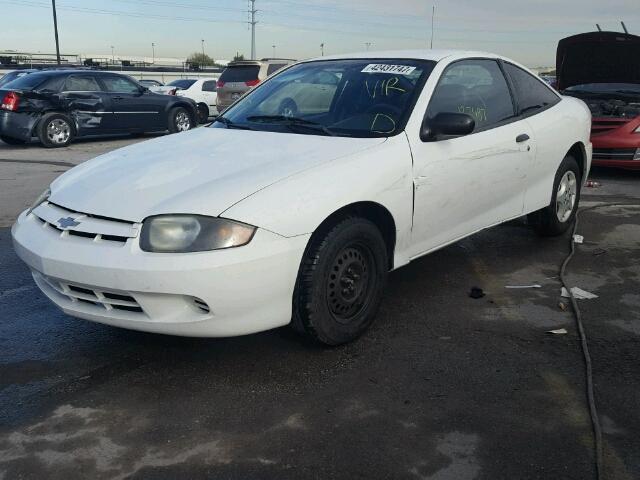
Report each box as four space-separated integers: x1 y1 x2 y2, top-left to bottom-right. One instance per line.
361 64 416 75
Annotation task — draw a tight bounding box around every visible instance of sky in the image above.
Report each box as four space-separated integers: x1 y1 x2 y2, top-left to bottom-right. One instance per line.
1 0 639 67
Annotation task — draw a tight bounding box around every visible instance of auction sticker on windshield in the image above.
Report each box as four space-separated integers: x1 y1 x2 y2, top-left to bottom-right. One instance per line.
362 64 417 75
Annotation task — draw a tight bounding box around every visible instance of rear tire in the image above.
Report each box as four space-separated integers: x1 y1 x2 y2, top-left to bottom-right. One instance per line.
196 103 210 124
168 107 193 133
292 216 388 346
37 113 74 148
0 135 26 145
529 154 582 236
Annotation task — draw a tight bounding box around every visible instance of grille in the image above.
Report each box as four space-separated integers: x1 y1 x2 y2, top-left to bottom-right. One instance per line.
591 118 630 135
592 148 639 161
35 272 145 315
32 202 138 245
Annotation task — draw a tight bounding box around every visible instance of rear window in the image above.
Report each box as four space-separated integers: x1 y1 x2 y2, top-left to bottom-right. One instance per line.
2 72 51 90
168 79 196 89
220 65 260 83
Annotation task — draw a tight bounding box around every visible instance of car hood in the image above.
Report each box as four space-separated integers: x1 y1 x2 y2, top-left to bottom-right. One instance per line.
557 31 640 90
50 128 386 223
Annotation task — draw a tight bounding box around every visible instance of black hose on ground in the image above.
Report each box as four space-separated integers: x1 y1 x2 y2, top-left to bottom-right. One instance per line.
560 202 640 480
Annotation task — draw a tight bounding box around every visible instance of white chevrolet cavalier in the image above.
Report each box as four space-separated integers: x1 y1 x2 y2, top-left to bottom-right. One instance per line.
12 51 592 345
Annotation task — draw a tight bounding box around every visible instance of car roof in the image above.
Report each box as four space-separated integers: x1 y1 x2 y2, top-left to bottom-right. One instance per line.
304 49 501 63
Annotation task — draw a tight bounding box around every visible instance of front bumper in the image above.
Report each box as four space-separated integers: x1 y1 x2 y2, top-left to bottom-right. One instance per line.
11 210 309 337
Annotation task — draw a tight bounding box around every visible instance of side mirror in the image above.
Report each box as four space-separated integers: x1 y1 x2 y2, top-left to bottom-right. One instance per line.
138 86 149 95
420 112 475 142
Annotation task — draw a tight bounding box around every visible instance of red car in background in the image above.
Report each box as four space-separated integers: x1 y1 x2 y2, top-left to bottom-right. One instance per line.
557 32 640 170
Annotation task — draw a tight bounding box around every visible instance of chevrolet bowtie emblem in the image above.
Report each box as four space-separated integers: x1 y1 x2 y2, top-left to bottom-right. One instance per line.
57 217 81 228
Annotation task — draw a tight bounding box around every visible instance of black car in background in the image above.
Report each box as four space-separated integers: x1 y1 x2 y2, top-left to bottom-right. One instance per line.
0 70 197 147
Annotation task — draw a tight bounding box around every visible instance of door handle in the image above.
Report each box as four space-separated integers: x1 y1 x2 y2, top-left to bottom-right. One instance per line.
112 96 124 100
516 134 530 143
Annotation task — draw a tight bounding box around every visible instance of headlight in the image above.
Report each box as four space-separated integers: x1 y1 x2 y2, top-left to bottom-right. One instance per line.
140 215 256 253
27 188 51 214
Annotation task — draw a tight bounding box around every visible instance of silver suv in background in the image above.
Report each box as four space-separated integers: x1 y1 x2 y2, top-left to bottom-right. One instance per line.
216 58 295 112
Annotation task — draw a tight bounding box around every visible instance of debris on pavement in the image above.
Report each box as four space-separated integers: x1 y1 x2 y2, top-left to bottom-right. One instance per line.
547 328 568 335
561 287 599 300
585 180 601 188
469 287 485 299
573 235 584 244
505 284 542 289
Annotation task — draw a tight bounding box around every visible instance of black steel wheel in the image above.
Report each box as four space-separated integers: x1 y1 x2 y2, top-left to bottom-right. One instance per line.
326 244 375 323
292 216 388 346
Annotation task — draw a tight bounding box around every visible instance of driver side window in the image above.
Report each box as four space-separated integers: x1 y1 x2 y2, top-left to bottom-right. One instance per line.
427 59 515 132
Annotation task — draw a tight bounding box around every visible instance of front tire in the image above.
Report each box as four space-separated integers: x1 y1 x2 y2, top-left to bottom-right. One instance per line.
168 107 193 133
529 154 581 236
196 103 210 124
37 113 74 148
292 216 388 346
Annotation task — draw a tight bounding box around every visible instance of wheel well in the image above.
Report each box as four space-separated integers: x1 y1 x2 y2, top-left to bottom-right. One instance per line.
568 142 587 179
313 202 397 270
31 111 77 138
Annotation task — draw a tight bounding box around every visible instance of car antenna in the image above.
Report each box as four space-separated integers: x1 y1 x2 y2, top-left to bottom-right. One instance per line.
595 24 602 32
621 21 629 34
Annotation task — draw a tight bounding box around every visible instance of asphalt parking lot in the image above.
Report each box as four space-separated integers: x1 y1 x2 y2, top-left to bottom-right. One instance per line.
0 136 639 480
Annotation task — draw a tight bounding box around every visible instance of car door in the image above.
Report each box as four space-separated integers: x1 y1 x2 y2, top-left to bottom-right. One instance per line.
59 74 113 135
408 59 535 257
201 80 218 109
99 74 164 131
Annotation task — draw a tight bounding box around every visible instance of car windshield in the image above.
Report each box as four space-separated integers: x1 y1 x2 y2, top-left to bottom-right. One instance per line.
2 72 50 90
566 83 640 94
168 79 196 89
213 59 435 138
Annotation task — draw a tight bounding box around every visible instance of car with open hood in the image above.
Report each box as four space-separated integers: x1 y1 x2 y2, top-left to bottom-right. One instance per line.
557 31 640 169
11 50 592 345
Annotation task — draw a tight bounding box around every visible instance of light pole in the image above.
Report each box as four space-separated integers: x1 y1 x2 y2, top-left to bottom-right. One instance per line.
111 45 115 65
51 0 61 65
430 5 435 49
320 43 324 56
365 42 372 51
151 42 155 65
201 39 205 65
272 45 276 57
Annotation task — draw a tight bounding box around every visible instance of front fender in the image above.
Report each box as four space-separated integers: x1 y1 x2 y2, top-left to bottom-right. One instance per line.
222 134 415 266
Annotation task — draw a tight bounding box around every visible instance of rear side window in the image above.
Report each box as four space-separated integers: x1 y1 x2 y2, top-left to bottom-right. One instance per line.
63 75 102 92
504 63 560 115
101 76 140 93
202 80 217 92
427 59 515 132
220 66 260 83
267 63 287 76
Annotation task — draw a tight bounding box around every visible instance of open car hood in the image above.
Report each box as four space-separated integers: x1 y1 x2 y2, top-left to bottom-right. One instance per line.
556 32 640 90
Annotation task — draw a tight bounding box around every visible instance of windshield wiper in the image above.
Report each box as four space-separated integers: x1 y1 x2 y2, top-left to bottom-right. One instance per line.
214 116 254 130
245 115 338 136
520 104 546 114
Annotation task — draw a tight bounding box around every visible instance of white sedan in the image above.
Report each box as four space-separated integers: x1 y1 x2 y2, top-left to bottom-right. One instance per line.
174 77 219 123
12 50 592 345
